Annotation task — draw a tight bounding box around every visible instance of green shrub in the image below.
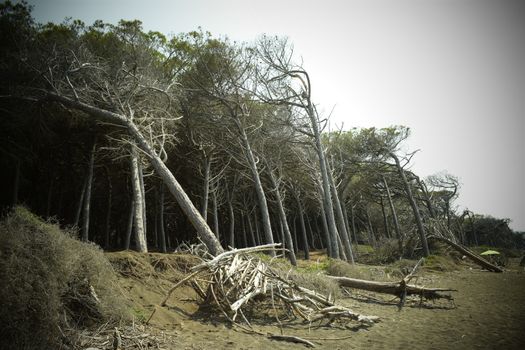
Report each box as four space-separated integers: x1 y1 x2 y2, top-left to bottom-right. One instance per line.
0 206 128 349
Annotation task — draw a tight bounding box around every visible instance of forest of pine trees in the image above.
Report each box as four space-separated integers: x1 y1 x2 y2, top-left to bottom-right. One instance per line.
1 1 523 263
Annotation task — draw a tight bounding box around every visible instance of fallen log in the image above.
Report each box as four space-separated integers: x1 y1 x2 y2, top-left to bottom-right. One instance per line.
428 235 504 273
326 275 455 300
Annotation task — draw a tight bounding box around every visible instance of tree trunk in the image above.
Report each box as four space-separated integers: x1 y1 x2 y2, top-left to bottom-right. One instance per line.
138 159 147 237
247 210 256 247
309 106 339 259
383 175 402 249
82 140 96 241
349 204 359 246
292 216 298 255
201 155 211 221
268 169 297 265
318 196 333 256
237 121 275 255
254 210 261 246
428 236 503 272
327 275 455 299
228 198 235 248
74 176 87 227
277 216 286 252
130 147 148 252
46 93 224 256
293 191 309 261
212 190 220 240
380 196 391 238
314 219 324 250
337 231 348 261
125 200 135 250
391 153 430 256
365 208 377 247
158 184 167 253
305 213 316 250
240 212 248 248
327 161 354 263
342 199 358 258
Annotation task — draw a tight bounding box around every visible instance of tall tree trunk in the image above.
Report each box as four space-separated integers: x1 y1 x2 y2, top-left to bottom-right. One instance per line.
47 93 224 256
349 204 357 243
82 140 96 241
228 198 235 248
237 121 275 255
314 219 325 250
278 216 286 255
74 177 87 227
342 200 358 258
212 190 220 240
309 107 339 259
247 210 256 246
326 160 354 263
380 196 391 238
383 175 402 244
254 210 261 246
130 147 148 252
293 191 309 261
268 169 297 265
137 159 147 237
319 197 332 255
365 208 377 247
240 213 248 248
125 200 134 250
201 155 211 221
337 232 348 261
158 184 167 253
292 216 298 255
390 153 430 256
305 213 316 250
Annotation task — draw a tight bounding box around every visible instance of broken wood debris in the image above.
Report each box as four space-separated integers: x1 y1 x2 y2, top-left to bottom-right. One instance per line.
162 243 379 329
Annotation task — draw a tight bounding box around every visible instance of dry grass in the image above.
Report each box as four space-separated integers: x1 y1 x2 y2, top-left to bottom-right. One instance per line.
0 206 128 349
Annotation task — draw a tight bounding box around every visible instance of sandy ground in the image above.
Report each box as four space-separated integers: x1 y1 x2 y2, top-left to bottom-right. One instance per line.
106 252 525 350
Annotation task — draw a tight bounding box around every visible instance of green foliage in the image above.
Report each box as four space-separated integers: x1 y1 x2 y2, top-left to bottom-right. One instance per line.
0 206 128 349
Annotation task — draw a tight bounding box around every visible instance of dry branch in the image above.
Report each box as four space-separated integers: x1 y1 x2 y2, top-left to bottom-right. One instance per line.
162 244 379 329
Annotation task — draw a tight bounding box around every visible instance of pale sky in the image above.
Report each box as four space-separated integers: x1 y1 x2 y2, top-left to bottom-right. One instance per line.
24 0 525 231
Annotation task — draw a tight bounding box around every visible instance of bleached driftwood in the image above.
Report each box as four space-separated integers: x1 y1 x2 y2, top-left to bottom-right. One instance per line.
327 258 455 305
162 243 379 328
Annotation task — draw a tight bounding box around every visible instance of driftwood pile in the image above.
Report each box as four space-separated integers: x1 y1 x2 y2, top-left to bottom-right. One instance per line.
162 244 379 329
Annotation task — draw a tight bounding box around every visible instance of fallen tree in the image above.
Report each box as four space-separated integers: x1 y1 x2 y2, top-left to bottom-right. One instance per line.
327 258 455 304
428 235 504 273
41 93 225 256
326 275 455 301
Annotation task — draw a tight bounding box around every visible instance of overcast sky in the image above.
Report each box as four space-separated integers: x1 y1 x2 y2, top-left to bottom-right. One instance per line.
24 0 525 231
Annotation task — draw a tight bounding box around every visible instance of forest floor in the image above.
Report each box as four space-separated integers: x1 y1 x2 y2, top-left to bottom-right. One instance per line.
105 250 525 350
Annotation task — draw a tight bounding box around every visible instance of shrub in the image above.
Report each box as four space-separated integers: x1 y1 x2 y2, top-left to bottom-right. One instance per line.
0 207 128 349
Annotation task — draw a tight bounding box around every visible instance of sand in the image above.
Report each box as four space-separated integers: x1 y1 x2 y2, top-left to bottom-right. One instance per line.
106 252 525 350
